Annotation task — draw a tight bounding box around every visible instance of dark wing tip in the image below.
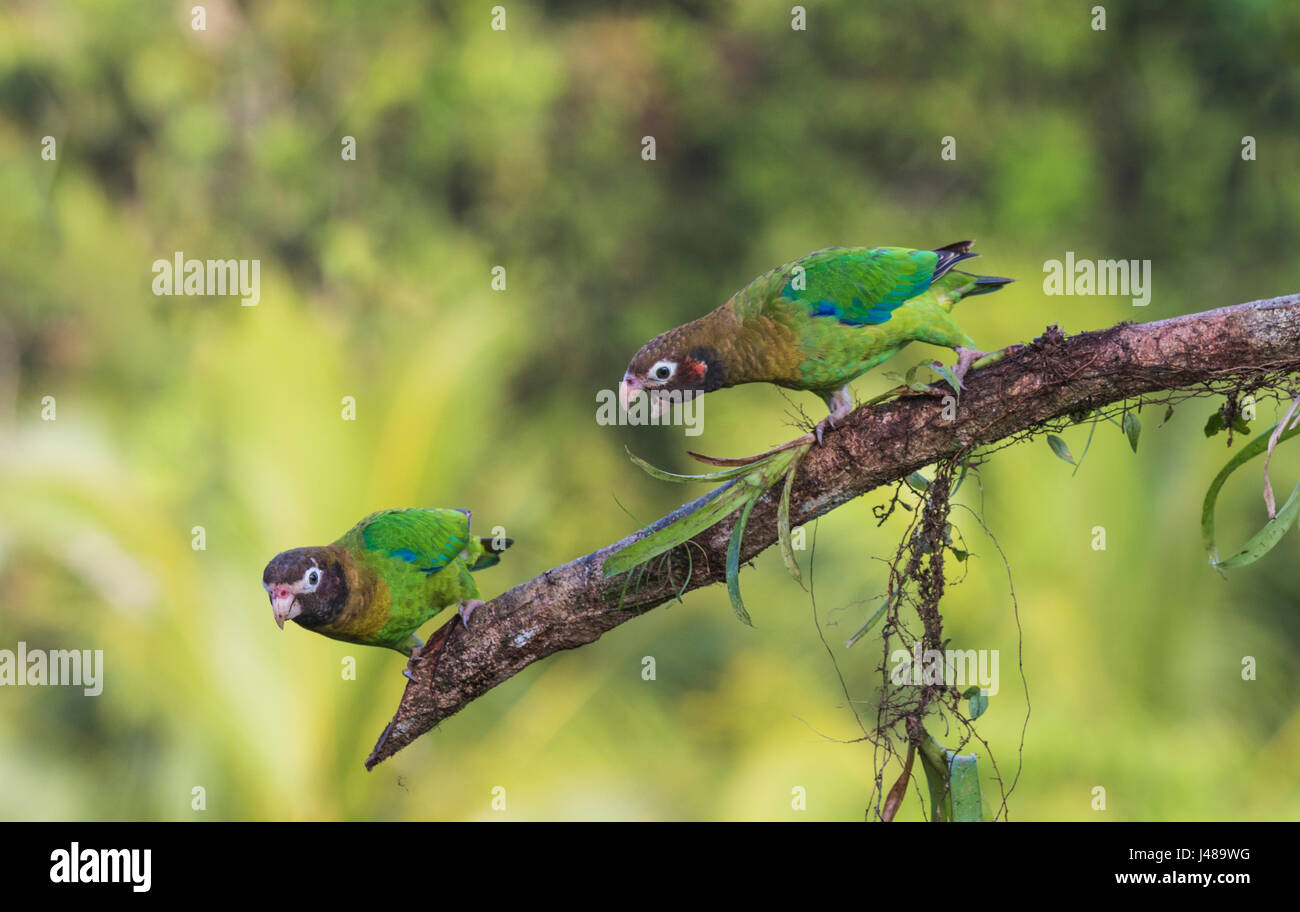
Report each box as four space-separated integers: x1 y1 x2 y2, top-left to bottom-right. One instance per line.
935 240 975 255
932 241 980 279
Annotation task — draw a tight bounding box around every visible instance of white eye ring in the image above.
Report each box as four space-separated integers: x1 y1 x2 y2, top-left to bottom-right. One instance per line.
649 360 677 382
303 567 322 590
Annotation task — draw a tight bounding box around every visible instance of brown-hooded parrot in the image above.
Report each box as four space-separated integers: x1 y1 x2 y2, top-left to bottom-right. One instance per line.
619 241 1013 441
262 508 512 669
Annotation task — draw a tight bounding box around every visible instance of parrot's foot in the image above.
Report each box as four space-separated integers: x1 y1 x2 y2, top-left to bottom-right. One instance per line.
931 344 1024 395
400 636 427 680
459 599 488 627
813 415 845 446
813 386 855 445
933 347 986 393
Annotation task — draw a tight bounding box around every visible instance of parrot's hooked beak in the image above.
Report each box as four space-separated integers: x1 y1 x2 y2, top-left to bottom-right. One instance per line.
618 373 641 412
619 374 671 418
267 583 302 629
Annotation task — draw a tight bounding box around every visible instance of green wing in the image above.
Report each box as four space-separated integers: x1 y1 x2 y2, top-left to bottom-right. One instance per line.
773 245 972 326
355 508 472 573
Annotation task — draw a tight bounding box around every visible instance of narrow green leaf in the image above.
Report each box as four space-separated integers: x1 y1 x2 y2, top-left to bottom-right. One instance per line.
777 446 808 583
906 360 936 384
946 752 982 821
918 735 982 822
905 471 930 491
1202 418 1300 570
1214 480 1300 570
1047 434 1075 465
603 481 750 577
902 363 934 392
1158 404 1175 428
930 362 962 396
845 595 891 648
725 491 762 626
918 737 951 822
626 448 759 484
917 737 979 821
952 458 972 496
1071 414 1101 477
1123 411 1141 453
605 447 800 578
968 691 989 720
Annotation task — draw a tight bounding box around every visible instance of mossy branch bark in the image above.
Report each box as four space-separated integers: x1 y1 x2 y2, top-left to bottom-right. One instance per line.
366 293 1300 769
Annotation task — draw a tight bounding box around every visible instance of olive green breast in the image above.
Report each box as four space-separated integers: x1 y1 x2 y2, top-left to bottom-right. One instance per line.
751 277 976 395
313 546 482 650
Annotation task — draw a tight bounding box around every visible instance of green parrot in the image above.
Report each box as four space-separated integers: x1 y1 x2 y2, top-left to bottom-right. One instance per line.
262 508 512 665
619 241 1013 441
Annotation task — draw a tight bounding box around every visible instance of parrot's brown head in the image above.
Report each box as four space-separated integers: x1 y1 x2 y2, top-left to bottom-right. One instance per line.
262 547 348 631
620 324 726 418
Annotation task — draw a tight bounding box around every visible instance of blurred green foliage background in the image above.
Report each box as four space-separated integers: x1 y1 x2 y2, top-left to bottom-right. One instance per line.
1 0 1298 821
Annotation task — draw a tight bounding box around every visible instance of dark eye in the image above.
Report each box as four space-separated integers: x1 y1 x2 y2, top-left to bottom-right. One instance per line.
649 360 677 382
306 568 320 587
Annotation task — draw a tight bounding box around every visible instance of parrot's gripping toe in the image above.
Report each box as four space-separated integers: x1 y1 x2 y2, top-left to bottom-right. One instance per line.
814 386 854 445
400 636 427 680
813 416 834 446
935 346 988 394
459 599 489 627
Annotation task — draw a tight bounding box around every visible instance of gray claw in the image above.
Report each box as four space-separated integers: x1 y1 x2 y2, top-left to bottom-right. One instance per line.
459 599 487 627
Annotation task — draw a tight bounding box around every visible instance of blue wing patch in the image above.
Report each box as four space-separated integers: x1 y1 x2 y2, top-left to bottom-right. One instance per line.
359 509 472 575
779 247 942 327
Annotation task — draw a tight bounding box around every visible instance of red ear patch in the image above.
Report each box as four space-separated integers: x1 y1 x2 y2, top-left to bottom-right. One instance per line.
682 358 708 382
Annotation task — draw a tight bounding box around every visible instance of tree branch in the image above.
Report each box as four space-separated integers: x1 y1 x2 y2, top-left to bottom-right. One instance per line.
366 294 1300 769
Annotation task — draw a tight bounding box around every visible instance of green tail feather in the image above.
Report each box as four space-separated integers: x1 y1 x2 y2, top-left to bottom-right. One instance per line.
957 271 1015 296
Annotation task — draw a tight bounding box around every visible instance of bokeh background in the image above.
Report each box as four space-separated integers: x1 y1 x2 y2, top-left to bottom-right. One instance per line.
2 0 1298 821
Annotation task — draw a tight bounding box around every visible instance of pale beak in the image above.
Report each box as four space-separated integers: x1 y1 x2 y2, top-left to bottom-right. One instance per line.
268 585 301 629
618 373 642 412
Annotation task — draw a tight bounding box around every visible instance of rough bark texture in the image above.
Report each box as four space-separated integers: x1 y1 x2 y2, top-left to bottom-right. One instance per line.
366 294 1300 769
